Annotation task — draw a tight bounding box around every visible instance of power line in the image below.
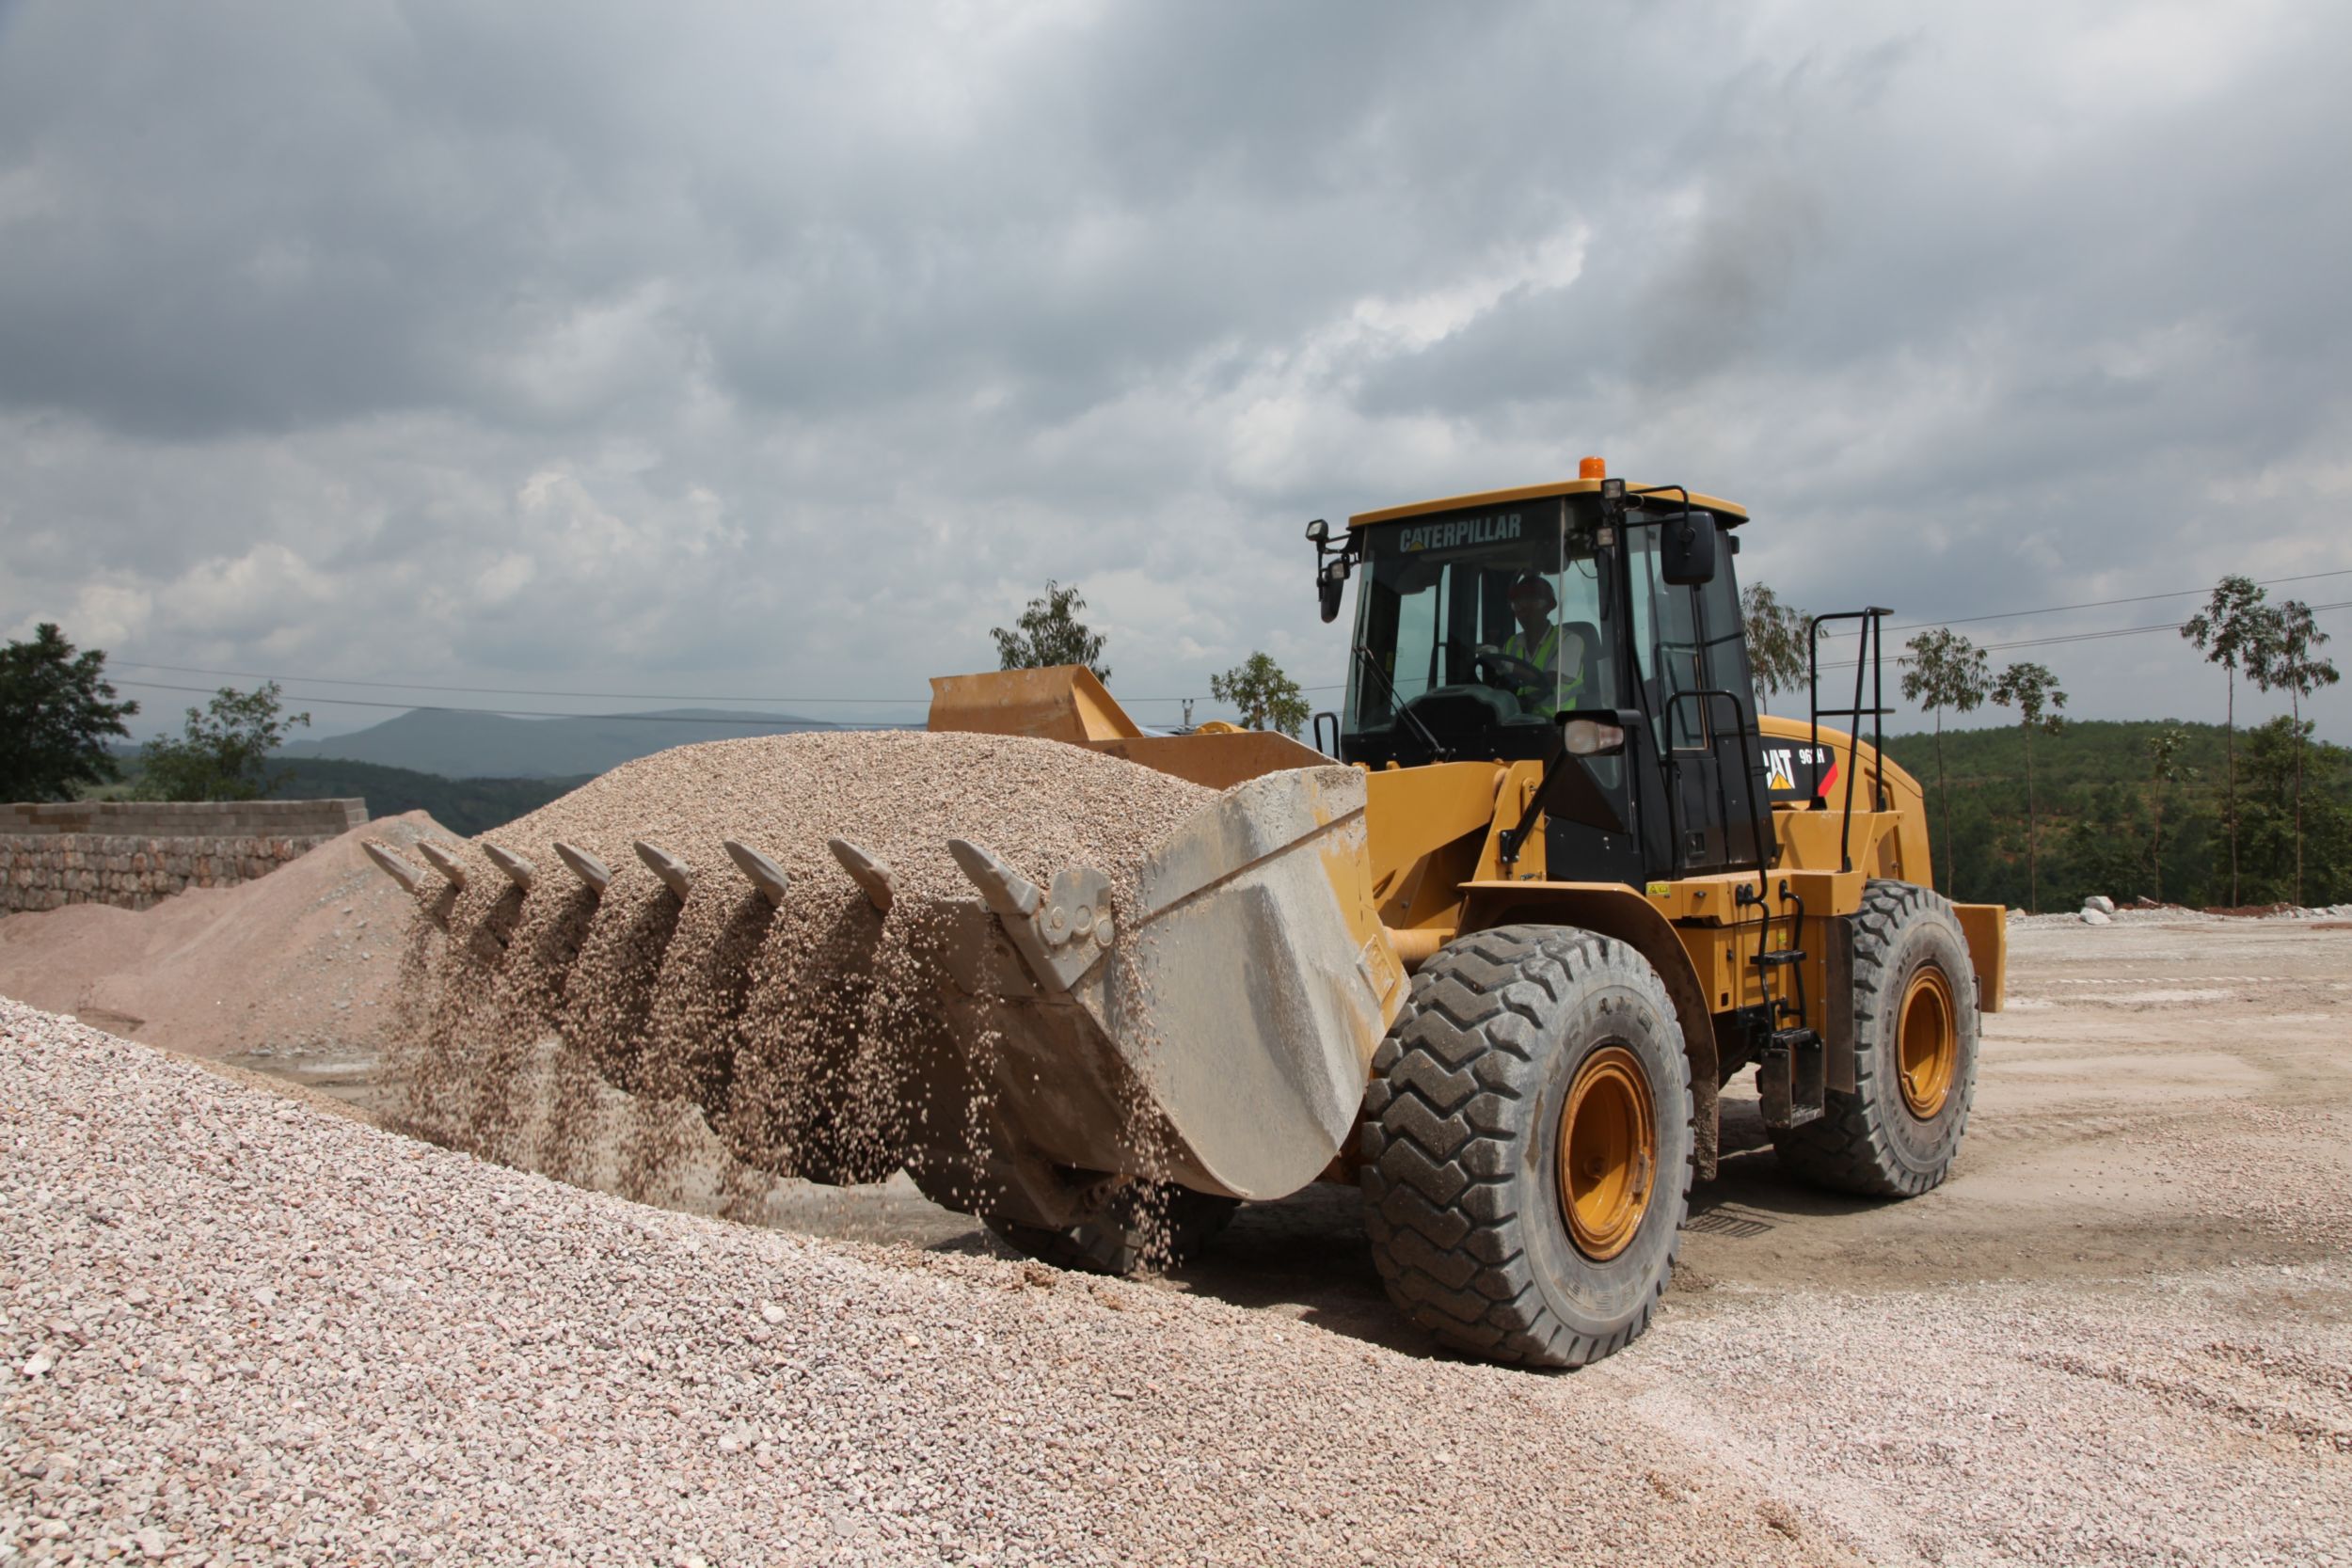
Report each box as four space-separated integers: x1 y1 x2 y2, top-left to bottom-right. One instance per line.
1818 566 2352 639
1813 599 2352 672
103 566 2351 717
111 680 893 726
106 658 1204 709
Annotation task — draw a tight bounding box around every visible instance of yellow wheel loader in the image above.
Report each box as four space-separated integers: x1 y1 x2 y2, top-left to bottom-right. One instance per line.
373 459 2003 1369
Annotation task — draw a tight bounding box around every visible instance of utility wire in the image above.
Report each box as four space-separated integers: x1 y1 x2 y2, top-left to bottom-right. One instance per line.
1812 599 2352 673
107 659 1197 708
107 568 2352 716
1818 566 2352 639
109 680 898 726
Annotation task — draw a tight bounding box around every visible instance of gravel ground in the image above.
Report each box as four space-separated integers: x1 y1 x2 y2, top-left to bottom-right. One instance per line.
10 847 2352 1564
2 1000 1851 1568
1597 1270 2351 1567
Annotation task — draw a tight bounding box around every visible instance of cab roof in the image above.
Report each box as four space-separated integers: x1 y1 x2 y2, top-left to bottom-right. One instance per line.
1348 476 1749 529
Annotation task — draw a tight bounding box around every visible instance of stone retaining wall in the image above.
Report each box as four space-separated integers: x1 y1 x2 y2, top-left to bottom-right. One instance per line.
0 800 368 913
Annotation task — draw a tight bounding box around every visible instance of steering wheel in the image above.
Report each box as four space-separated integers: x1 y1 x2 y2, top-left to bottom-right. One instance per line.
1470 646 1547 690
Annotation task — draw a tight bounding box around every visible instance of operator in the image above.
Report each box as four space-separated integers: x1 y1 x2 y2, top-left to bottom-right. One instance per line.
1499 574 1587 713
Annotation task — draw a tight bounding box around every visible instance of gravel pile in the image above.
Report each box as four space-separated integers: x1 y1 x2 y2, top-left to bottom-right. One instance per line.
1 999 1850 1567
389 730 1214 1200
0 813 455 1060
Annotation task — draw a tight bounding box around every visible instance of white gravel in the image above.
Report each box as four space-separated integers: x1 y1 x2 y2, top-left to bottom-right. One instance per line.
1598 1271 2351 1567
3 1000 1849 1567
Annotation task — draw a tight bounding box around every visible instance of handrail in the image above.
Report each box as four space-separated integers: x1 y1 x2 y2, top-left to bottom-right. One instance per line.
1806 608 1893 874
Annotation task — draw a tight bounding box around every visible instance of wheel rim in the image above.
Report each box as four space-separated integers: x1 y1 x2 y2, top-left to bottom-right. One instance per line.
1557 1045 1656 1262
1898 966 1958 1120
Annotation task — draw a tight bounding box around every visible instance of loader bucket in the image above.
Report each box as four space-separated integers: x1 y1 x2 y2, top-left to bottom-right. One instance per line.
376 731 1406 1240
913 765 1406 1228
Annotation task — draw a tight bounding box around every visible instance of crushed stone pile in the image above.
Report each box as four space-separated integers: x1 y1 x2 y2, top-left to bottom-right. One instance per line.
0 812 457 1059
389 730 1215 1213
0 999 1851 1567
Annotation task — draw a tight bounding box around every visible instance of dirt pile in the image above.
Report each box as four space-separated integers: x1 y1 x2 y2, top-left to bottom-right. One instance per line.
3 999 1855 1566
0 812 457 1058
389 730 1213 1221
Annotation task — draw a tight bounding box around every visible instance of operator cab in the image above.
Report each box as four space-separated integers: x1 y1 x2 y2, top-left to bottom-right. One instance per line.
1311 463 1773 884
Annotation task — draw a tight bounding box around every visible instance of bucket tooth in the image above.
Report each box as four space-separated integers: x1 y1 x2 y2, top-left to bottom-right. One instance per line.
723 839 791 907
827 836 895 912
483 843 536 892
362 840 429 896
416 841 469 888
947 837 1041 921
946 838 1108 994
552 841 612 896
634 840 694 900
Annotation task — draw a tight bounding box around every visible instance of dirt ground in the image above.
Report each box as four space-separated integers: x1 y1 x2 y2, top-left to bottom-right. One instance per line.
240 914 2352 1351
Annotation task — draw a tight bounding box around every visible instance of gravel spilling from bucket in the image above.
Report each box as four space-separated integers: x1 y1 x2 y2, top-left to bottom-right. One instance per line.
386 731 1214 1211
2 1001 1851 1567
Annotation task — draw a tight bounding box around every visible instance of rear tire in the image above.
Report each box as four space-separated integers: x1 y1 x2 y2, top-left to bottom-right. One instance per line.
1771 879 1979 1196
985 1183 1238 1276
1362 926 1694 1369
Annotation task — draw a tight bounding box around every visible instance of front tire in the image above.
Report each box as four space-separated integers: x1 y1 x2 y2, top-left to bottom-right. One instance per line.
1362 926 1694 1369
1772 879 1980 1196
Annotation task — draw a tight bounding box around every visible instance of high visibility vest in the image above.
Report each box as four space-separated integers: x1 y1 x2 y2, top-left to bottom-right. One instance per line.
1502 626 1582 706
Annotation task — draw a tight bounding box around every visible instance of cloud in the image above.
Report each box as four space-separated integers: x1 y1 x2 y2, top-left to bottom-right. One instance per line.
0 0 2347 742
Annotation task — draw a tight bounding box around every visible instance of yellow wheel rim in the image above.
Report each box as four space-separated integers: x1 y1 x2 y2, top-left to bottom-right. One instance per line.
1898 966 1959 1120
1557 1045 1657 1262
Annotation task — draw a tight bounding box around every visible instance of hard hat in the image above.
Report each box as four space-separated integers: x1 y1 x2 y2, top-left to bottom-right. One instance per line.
1508 573 1556 605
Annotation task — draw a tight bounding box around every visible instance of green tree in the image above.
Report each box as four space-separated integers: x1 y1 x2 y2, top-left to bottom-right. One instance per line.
1990 660 2067 912
992 580 1109 682
2252 598 2340 905
2144 726 2193 905
135 682 312 802
1740 582 1822 715
2181 576 2280 906
0 624 140 801
1208 652 1310 737
1899 627 1991 895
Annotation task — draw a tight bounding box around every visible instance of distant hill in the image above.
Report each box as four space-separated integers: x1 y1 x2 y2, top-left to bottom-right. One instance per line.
265 758 590 837
278 706 868 779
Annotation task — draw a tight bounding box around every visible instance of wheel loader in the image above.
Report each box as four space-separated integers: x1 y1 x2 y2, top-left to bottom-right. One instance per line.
370 457 2004 1369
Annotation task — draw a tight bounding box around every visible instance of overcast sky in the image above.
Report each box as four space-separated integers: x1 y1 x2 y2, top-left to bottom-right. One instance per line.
3 0 2347 741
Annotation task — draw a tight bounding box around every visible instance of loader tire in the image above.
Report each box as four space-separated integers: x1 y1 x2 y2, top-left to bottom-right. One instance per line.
1771 879 1979 1196
1362 926 1693 1369
985 1183 1238 1277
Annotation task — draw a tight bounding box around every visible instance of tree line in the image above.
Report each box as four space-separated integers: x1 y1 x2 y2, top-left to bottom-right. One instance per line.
1747 576 2344 911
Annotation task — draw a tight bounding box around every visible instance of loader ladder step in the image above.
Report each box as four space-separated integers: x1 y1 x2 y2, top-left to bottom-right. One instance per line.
1754 949 1806 969
1758 1027 1827 1131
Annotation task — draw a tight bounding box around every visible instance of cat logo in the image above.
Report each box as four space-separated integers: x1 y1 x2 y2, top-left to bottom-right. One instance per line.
1763 745 1827 794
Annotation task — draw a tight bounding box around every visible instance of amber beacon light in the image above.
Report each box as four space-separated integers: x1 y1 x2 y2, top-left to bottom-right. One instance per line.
1579 454 1607 479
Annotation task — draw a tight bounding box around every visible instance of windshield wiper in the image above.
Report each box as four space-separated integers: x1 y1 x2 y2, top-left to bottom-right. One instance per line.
1352 644 1451 762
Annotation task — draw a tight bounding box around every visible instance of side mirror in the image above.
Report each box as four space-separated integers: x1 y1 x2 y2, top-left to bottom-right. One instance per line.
1318 561 1348 623
1661 510 1718 586
1307 516 1356 624
1556 707 1641 758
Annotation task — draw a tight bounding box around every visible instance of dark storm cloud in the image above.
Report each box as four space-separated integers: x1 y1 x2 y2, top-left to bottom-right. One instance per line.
1 0 2347 739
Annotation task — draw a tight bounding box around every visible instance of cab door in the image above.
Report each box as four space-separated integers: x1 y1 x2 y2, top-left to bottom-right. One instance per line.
1624 518 1774 878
